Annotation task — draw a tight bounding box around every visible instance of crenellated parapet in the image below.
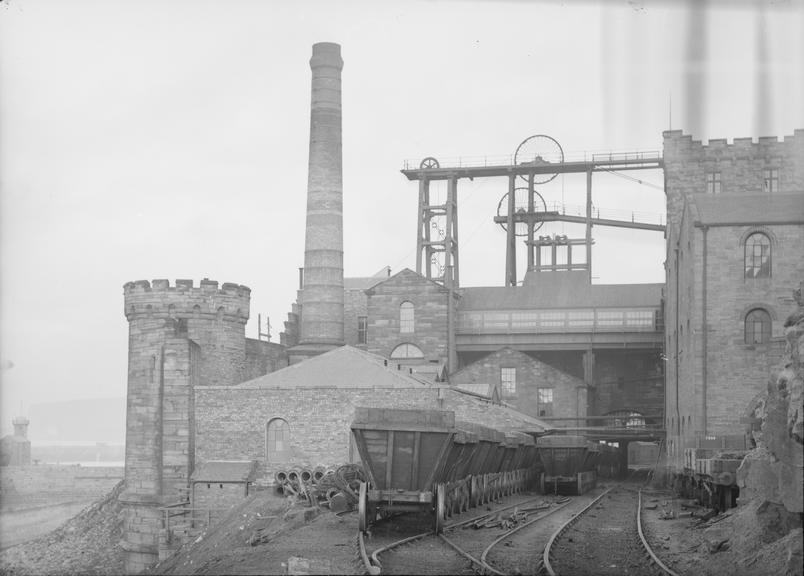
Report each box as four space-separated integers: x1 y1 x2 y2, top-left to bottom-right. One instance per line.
123 278 251 324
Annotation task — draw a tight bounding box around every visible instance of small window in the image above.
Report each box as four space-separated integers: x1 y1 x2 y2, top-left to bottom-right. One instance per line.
745 308 771 344
706 171 721 194
390 343 424 359
744 233 771 278
266 418 291 462
400 302 414 333
763 168 778 194
537 387 554 417
357 316 367 344
500 367 516 396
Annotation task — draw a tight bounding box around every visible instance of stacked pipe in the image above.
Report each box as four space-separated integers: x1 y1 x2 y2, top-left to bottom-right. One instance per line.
273 464 366 510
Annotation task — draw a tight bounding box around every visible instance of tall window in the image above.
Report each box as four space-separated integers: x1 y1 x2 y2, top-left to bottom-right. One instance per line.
266 418 291 462
500 367 516 396
706 171 721 194
745 309 771 344
744 233 771 278
537 387 554 417
400 301 414 333
763 168 778 194
357 316 367 344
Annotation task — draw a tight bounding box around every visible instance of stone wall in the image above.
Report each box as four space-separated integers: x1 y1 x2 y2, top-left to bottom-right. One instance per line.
191 482 248 522
194 384 540 480
663 130 804 230
244 338 288 381
449 348 586 420
0 465 122 511
366 269 453 363
343 289 368 348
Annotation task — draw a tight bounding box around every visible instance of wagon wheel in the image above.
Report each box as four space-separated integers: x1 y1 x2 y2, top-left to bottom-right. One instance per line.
358 482 370 532
434 483 446 534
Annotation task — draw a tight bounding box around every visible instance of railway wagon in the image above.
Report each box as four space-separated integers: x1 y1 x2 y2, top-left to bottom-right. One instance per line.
351 407 536 532
537 435 599 495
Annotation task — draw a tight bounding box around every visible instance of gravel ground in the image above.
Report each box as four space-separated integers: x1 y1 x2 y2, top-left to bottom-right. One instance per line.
1 479 800 576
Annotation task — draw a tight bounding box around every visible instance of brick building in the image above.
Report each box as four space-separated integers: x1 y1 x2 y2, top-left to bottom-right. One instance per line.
663 129 804 470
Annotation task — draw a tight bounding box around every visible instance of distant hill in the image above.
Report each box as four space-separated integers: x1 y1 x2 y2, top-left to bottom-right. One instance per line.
28 397 126 443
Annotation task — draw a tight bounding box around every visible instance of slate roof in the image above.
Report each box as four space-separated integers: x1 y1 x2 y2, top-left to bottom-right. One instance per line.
343 266 392 291
191 460 257 483
458 280 662 311
689 193 804 226
235 345 434 389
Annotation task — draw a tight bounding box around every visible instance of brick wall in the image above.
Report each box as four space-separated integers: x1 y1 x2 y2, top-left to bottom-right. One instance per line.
366 269 453 363
194 384 541 480
449 348 586 420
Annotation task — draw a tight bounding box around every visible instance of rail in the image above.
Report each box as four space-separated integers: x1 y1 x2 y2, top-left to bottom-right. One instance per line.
402 149 662 171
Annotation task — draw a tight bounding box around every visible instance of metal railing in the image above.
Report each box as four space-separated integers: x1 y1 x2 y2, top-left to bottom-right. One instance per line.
402 149 662 171
456 307 661 334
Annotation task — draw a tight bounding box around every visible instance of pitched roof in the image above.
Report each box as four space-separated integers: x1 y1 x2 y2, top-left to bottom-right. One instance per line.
191 460 257 483
365 267 448 294
458 280 662 311
689 193 804 226
344 266 392 291
235 345 433 389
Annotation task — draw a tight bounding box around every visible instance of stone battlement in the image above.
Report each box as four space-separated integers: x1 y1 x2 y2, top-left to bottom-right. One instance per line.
663 129 803 156
123 279 251 322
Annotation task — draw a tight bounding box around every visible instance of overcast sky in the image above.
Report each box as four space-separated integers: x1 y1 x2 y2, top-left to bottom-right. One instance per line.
1 0 802 440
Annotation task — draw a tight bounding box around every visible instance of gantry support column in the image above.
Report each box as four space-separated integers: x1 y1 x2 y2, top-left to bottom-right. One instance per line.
585 170 593 284
527 173 535 270
505 174 517 286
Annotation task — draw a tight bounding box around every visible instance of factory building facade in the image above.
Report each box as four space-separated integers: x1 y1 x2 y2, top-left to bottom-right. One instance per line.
662 129 804 469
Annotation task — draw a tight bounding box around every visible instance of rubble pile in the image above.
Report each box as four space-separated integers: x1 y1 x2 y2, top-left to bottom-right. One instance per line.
0 480 125 575
738 286 804 513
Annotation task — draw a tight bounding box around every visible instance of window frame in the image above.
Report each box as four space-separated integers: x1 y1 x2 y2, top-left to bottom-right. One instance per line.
390 342 424 359
537 387 554 417
266 418 292 462
763 167 779 194
744 308 772 345
357 316 367 344
744 232 771 279
706 171 722 194
399 301 415 333
500 367 516 396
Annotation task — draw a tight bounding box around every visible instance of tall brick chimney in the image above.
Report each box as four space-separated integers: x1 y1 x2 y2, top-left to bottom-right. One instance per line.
293 42 345 360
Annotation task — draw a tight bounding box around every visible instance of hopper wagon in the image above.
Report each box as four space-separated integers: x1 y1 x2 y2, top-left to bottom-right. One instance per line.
350 407 538 532
537 434 600 495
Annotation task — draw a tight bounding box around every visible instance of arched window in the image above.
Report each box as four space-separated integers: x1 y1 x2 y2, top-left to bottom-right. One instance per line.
390 343 424 359
744 233 771 278
400 301 414 333
745 308 771 344
266 418 291 462
606 410 646 429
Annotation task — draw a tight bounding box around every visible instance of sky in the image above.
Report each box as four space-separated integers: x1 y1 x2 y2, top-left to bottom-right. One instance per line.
1 0 802 441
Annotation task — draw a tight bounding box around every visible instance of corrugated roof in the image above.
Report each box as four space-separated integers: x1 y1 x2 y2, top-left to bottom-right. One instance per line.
191 460 257 483
690 193 804 226
458 280 662 311
235 346 434 389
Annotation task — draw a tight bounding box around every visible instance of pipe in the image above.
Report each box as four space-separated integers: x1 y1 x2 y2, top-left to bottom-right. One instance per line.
701 226 708 436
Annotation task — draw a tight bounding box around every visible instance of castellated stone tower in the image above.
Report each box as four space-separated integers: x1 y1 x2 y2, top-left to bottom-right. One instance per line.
120 278 250 573
293 42 345 361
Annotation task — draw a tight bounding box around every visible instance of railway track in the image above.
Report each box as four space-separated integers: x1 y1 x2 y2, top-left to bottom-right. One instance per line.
543 485 680 576
357 491 600 575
